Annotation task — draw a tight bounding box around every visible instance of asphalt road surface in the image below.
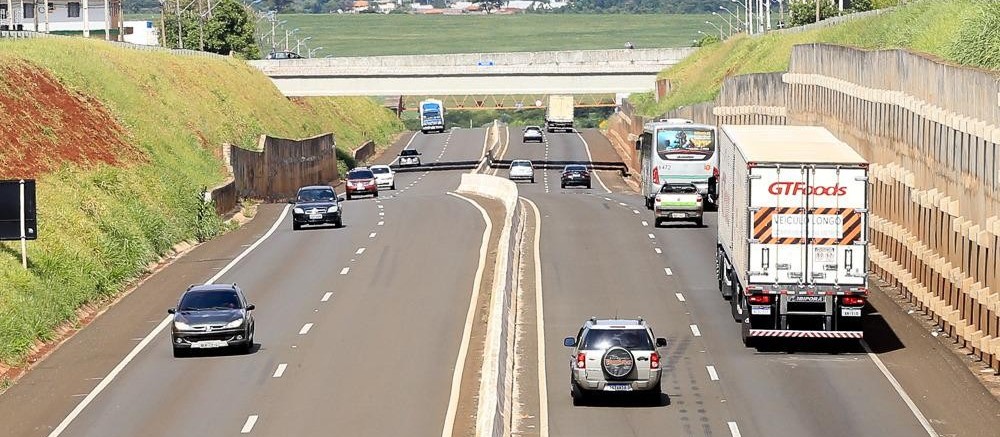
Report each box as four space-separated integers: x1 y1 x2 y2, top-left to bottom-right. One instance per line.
2 126 999 437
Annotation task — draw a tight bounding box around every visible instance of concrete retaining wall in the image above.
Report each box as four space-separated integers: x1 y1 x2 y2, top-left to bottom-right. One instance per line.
230 133 339 202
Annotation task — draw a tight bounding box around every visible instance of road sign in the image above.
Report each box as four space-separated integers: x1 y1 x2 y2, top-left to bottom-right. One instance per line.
0 179 37 241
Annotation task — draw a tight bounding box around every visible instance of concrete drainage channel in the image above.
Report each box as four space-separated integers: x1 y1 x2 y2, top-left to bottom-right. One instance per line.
453 173 520 437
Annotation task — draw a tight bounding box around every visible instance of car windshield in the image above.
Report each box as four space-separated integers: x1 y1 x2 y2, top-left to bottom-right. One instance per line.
400 150 418 156
526 127 540 132
297 188 336 202
349 170 374 179
179 290 242 311
371 167 390 174
565 165 587 172
661 184 697 194
656 127 715 161
581 328 653 351
423 110 440 117
512 161 531 167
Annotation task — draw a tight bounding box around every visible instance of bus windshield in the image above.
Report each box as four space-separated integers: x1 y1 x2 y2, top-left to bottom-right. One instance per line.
656 128 715 161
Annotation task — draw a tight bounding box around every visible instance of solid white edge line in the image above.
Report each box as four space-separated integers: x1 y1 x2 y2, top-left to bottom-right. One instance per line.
339 267 350 275
675 293 686 302
45 205 291 437
298 323 313 335
690 324 702 337
707 365 719 381
576 131 611 194
861 340 939 436
321 292 333 302
441 192 492 437
389 131 420 166
273 364 287 378
241 415 259 434
727 421 741 437
521 197 549 437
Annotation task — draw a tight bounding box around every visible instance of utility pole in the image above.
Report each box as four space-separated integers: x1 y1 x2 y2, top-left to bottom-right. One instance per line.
42 0 48 32
765 0 771 30
745 0 752 34
103 0 109 40
6 0 13 29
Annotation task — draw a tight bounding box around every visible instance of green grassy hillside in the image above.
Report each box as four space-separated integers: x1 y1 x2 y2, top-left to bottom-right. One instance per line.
634 0 1000 116
0 38 404 368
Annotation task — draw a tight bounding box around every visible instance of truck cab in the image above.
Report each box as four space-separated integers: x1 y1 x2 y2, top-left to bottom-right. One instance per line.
419 99 445 134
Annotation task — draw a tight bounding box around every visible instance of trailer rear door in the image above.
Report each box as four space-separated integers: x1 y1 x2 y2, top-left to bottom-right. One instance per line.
748 166 809 285
805 166 867 286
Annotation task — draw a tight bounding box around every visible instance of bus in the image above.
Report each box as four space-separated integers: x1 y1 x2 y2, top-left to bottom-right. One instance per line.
637 119 719 209
419 99 445 134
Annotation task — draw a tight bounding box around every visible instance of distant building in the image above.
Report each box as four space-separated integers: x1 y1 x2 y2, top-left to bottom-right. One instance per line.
0 0 156 45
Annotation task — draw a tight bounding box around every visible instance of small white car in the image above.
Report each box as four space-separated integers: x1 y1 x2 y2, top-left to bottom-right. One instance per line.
370 165 395 190
653 182 704 227
508 160 535 183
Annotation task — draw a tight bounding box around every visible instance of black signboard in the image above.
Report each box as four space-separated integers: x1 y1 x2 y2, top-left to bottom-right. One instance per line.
0 180 37 241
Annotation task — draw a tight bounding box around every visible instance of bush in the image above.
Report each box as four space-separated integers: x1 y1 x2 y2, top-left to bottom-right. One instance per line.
789 1 840 26
948 1 1000 70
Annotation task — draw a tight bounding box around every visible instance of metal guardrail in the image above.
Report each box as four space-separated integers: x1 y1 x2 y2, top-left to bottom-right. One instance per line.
392 160 481 173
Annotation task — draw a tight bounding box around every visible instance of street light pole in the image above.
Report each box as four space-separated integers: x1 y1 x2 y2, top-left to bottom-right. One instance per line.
720 6 744 33
705 20 724 40
713 11 732 36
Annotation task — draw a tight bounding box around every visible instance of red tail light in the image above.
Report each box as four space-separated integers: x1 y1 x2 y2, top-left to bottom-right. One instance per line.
650 352 660 369
652 166 660 185
576 353 586 369
748 295 772 305
841 296 866 306
713 166 719 179
696 195 703 203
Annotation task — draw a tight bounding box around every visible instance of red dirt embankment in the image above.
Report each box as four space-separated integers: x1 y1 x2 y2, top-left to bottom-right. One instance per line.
0 61 137 178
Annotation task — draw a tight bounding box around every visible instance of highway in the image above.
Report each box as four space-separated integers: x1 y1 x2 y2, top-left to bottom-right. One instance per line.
2 126 999 437
497 128 936 437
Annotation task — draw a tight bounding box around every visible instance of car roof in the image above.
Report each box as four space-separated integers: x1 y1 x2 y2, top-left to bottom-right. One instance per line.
512 159 532 163
298 185 333 191
185 284 242 294
587 318 648 329
370 164 390 168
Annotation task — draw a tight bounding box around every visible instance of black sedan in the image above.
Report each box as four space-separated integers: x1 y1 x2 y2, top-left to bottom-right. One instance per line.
561 164 592 189
291 185 343 230
168 284 255 357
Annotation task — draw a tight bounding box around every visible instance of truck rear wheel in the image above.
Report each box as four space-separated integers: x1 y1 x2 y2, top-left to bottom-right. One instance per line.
741 321 755 348
731 288 746 323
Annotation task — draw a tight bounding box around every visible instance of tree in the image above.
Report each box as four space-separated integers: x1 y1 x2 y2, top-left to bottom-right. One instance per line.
475 0 506 13
163 0 260 59
788 0 838 26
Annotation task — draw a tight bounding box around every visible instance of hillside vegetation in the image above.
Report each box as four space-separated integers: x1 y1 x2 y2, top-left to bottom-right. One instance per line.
634 0 1000 116
0 38 403 368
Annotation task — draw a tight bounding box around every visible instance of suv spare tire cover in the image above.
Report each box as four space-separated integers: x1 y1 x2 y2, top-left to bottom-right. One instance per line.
602 347 635 380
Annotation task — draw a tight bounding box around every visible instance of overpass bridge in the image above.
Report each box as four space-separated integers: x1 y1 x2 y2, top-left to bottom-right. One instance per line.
248 48 694 103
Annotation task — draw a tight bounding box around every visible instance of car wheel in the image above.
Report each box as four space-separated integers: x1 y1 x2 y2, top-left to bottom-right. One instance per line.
336 218 344 228
587 182 592 189
292 222 301 231
561 183 566 189
531 177 535 183
172 346 185 358
391 184 396 190
571 381 588 406
346 193 352 200
696 218 704 227
647 380 663 404
374 192 379 198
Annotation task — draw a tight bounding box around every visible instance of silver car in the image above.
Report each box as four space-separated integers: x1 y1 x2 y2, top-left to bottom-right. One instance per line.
508 160 535 183
563 317 667 405
523 126 544 143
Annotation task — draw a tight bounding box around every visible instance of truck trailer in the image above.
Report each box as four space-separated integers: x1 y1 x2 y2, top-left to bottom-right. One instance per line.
715 125 869 347
544 95 574 133
419 99 445 134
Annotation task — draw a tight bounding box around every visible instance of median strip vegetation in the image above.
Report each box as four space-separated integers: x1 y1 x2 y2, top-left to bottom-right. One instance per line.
0 37 403 372
633 0 1000 116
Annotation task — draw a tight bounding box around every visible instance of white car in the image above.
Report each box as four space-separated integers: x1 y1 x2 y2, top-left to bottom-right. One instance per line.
370 165 396 190
508 160 535 183
523 126 544 143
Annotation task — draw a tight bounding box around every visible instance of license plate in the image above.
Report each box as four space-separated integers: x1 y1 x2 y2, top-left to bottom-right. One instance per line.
671 213 686 218
814 247 836 263
751 306 772 315
841 307 862 317
309 213 323 220
789 295 825 303
191 340 228 349
603 384 633 392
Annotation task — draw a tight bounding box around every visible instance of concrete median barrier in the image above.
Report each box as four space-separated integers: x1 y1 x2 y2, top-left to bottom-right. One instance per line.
455 173 519 437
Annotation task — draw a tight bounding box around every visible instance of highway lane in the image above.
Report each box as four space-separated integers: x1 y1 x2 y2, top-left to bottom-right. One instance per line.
20 130 490 437
502 129 932 436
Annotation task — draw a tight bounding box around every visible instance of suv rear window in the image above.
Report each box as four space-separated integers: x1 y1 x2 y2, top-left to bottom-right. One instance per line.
581 329 653 350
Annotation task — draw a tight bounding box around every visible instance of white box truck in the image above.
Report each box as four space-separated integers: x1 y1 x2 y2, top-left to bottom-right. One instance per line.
544 95 574 133
715 125 869 347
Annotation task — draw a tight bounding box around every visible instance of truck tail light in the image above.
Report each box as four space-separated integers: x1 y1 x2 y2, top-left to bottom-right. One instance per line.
841 296 866 306
650 352 660 369
748 295 772 305
576 353 586 369
652 166 659 185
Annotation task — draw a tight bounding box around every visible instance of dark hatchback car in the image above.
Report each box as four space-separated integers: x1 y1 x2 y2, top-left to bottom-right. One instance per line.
291 185 343 230
345 168 378 200
561 164 592 189
168 284 255 357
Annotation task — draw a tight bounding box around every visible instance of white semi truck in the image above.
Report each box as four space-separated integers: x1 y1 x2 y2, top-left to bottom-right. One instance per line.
544 95 574 133
716 125 869 347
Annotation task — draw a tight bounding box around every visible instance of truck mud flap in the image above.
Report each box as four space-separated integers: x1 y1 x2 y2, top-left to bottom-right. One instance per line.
748 329 863 339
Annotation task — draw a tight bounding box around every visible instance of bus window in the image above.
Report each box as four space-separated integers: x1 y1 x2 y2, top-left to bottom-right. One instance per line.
656 128 715 161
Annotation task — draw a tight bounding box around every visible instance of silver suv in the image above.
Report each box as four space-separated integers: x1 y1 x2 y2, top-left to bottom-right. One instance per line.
563 317 667 405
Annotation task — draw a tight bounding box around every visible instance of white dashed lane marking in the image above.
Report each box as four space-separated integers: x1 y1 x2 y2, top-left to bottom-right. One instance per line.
675 293 686 302
654 248 662 254
377 221 384 226
273 364 287 378
728 422 742 437
707 365 719 381
369 232 377 238
241 415 258 434
299 323 313 335
648 233 655 239
641 221 649 227
664 268 673 276
321 292 333 302
690 324 702 337
339 267 350 275
356 248 365 255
